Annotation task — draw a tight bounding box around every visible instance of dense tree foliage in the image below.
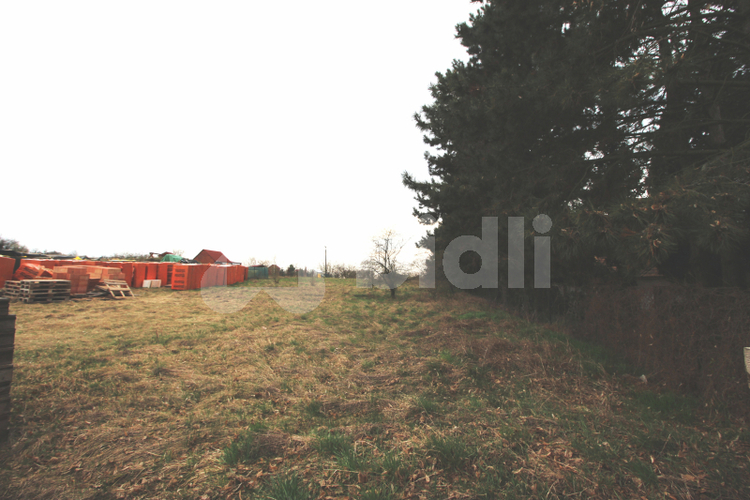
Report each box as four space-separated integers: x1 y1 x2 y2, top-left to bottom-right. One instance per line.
0 236 29 253
404 0 750 289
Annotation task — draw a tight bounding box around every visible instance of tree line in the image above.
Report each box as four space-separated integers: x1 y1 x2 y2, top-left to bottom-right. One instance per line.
403 0 750 296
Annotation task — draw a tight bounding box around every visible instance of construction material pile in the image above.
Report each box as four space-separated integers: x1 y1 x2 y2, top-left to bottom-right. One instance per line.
0 253 249 304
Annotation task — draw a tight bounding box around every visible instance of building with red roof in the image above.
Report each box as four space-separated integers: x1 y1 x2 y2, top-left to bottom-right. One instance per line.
193 249 231 265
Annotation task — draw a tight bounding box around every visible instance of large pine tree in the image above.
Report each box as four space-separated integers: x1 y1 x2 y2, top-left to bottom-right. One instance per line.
404 0 750 289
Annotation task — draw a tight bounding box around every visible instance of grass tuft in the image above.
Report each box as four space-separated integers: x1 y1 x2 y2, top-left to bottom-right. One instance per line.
263 473 315 500
379 450 408 480
221 432 259 466
313 431 351 456
359 484 397 500
426 435 476 471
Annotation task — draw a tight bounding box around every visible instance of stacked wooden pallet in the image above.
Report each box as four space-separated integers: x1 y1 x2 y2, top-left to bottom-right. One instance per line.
1 280 71 304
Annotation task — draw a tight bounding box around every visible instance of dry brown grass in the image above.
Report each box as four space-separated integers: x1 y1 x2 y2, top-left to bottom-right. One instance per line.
0 278 748 499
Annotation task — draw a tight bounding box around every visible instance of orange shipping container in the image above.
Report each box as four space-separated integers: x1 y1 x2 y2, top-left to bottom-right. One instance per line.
146 263 158 280
201 266 212 288
133 263 147 288
166 263 174 286
157 263 169 286
185 266 195 290
194 265 208 290
171 265 188 290
117 263 134 287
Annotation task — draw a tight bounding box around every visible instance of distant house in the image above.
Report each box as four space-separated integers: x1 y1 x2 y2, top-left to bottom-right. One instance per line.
194 249 231 265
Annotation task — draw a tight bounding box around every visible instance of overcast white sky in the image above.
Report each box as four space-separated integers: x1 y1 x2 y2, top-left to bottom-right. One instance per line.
1 1 478 270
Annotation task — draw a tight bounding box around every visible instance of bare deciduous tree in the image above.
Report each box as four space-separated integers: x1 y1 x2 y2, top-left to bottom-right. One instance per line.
364 229 408 298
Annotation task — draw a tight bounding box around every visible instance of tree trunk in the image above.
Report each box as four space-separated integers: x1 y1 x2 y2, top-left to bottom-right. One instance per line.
390 288 396 299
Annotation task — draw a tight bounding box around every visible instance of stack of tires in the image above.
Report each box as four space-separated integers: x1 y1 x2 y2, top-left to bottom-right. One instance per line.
0 297 14 442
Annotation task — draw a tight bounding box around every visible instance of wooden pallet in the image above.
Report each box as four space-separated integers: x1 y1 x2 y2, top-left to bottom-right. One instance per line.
1 280 71 304
0 282 21 299
96 280 135 299
21 294 69 304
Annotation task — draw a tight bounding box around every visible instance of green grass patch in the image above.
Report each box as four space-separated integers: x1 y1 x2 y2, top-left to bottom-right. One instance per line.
262 472 316 500
426 435 476 471
313 431 352 456
628 390 699 424
359 485 397 500
221 432 260 466
456 311 488 320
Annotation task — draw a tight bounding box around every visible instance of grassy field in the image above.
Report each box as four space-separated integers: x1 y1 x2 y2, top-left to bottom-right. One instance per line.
0 278 748 499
